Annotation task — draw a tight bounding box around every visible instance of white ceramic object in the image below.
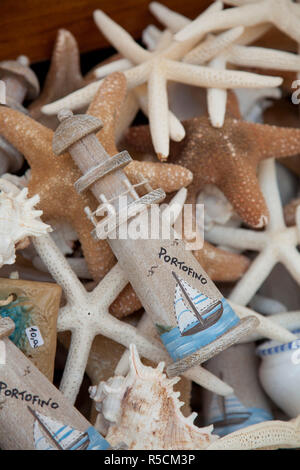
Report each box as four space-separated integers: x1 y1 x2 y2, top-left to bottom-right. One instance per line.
257 330 300 418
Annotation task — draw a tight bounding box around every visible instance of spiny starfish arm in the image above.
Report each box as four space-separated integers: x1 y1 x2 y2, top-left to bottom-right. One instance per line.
237 121 300 162
149 0 223 34
168 111 186 141
228 44 300 71
272 311 300 332
88 72 127 156
207 56 228 128
134 84 185 142
239 311 300 342
207 87 227 128
148 65 169 160
32 234 87 305
142 25 162 52
184 26 244 65
258 159 285 231
206 225 268 252
207 419 300 450
229 247 277 305
89 263 127 307
229 301 297 344
149 2 190 32
94 58 132 79
278 245 300 285
165 59 282 89
42 79 104 115
125 161 193 193
29 29 83 119
183 366 234 396
93 10 151 64
59 328 95 403
220 166 269 228
175 2 269 42
0 106 53 169
193 241 250 282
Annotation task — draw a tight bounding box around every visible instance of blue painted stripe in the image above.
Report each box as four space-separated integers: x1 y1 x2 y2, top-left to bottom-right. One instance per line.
58 429 74 442
177 309 191 320
53 425 67 438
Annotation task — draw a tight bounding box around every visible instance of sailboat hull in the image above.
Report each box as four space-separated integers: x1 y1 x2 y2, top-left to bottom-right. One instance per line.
181 301 223 336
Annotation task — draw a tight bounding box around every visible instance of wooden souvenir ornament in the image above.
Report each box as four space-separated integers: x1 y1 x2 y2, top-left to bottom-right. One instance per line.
0 278 61 381
0 317 111 450
203 343 273 437
52 110 258 377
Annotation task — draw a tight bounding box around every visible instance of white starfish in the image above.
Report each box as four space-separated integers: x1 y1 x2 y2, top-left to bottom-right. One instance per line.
42 7 282 160
239 310 300 342
207 414 300 450
175 0 300 45
205 158 300 306
151 2 300 126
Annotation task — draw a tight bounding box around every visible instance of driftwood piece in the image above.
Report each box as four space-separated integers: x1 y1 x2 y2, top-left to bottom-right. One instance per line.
0 317 110 450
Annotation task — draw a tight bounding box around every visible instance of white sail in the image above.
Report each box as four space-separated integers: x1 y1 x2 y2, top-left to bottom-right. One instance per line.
34 411 86 450
34 421 55 450
174 276 217 333
174 283 197 333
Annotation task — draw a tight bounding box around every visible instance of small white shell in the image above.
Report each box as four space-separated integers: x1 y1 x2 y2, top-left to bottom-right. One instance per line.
0 178 51 268
90 344 218 450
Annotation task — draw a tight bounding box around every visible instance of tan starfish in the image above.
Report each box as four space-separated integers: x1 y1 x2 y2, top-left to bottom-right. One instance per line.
123 91 300 229
29 29 84 130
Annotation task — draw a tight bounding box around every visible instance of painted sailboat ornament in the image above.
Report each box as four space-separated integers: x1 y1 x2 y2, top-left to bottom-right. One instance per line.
207 392 272 437
172 271 223 335
158 271 253 366
28 406 110 450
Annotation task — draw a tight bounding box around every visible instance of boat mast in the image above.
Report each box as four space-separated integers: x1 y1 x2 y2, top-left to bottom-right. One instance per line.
172 271 205 326
27 406 64 450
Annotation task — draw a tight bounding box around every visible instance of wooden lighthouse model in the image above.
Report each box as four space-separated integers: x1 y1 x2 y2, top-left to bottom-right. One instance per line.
52 109 258 377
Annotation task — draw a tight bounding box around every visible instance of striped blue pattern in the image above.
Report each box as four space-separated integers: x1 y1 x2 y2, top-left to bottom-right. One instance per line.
257 330 300 357
212 407 273 437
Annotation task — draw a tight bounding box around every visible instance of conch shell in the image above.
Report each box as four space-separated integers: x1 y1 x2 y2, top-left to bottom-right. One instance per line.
90 344 218 450
0 178 51 268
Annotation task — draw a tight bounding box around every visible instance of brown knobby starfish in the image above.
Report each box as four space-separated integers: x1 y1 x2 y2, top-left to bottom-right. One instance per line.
263 99 300 177
123 91 300 228
0 73 192 317
28 29 84 130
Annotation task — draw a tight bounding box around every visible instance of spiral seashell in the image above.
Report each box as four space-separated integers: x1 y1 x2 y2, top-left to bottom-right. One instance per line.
90 344 218 449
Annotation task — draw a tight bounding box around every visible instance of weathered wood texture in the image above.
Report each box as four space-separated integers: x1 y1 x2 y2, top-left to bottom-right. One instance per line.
0 0 211 63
